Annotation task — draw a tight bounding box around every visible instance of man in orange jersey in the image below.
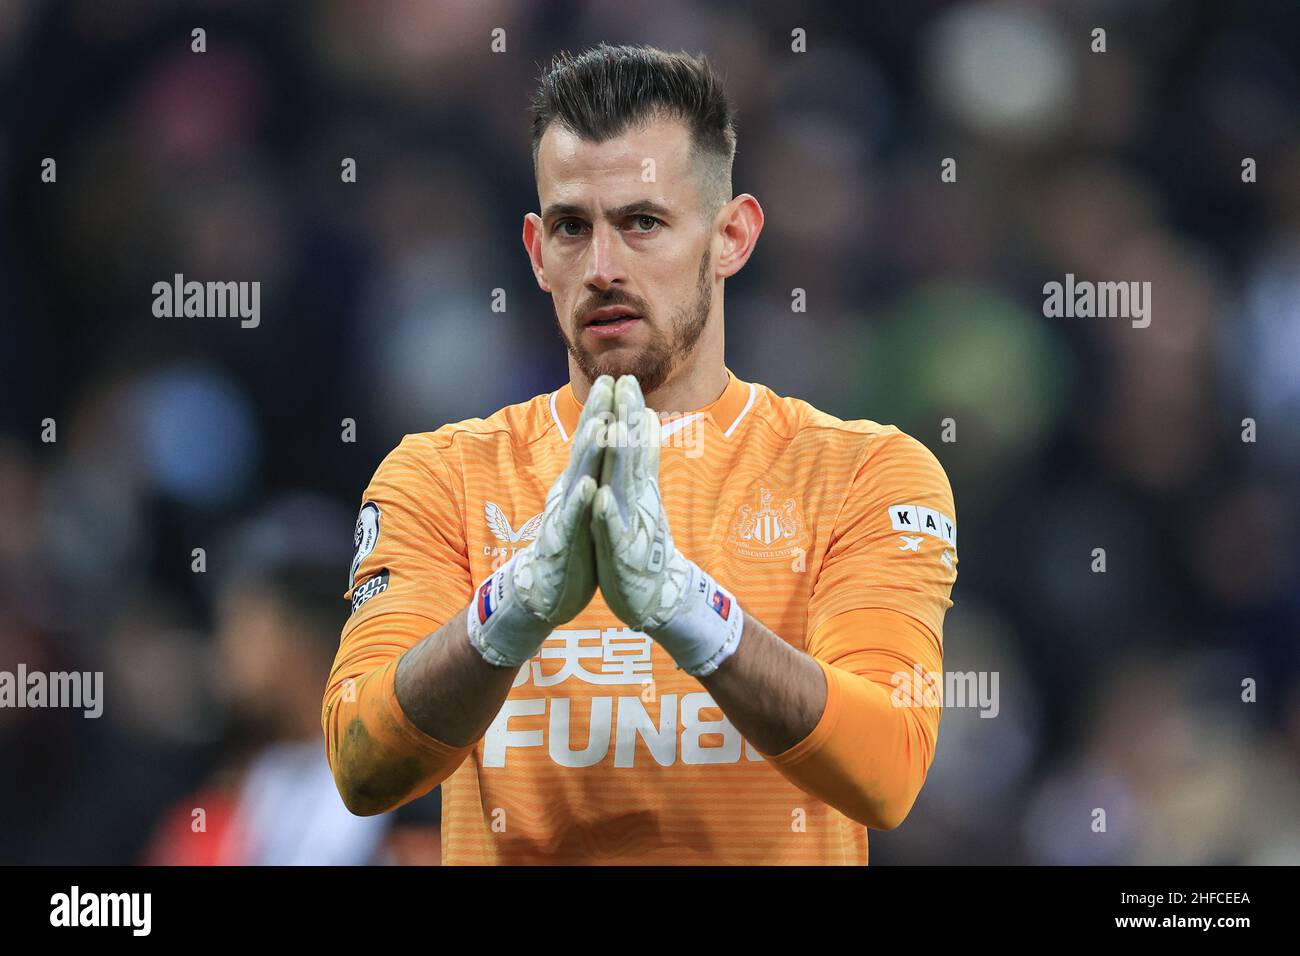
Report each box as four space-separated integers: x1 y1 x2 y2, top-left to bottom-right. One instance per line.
323 43 958 864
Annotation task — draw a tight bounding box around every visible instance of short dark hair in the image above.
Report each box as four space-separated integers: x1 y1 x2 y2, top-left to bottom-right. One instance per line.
529 43 737 213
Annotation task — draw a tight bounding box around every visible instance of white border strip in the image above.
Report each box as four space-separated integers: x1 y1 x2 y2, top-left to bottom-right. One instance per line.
550 390 569 442
723 383 757 437
661 412 705 439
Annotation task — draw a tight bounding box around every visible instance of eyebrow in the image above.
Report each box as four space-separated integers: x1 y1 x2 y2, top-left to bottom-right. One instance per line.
541 200 674 223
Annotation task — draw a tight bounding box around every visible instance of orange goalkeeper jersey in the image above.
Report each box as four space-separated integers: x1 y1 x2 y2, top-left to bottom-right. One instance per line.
324 368 957 864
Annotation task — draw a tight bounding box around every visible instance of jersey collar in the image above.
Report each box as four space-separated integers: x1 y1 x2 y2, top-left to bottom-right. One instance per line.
551 367 757 443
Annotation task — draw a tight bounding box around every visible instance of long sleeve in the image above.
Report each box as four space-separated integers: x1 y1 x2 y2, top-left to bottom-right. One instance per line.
763 429 956 829
322 433 477 814
764 606 943 830
323 611 477 814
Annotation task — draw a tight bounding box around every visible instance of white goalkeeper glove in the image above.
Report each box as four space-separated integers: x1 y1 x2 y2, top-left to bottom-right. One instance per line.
591 375 744 677
467 374 614 668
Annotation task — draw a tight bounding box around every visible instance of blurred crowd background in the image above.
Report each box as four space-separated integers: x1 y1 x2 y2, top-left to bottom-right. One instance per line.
1 0 1298 864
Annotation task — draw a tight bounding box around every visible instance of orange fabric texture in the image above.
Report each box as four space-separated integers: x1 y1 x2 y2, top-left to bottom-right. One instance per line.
765 608 944 831
323 369 957 864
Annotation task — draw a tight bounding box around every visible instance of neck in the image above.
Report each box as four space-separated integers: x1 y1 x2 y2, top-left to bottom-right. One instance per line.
651 355 729 415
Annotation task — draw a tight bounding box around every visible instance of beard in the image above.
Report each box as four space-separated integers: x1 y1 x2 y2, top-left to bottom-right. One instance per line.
560 248 712 398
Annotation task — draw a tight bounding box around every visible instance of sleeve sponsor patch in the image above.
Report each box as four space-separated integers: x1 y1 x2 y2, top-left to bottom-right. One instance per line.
351 569 389 613
349 502 381 589
886 503 956 551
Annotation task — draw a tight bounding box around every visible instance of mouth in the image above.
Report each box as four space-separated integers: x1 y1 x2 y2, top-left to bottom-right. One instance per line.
581 305 642 339
583 305 641 327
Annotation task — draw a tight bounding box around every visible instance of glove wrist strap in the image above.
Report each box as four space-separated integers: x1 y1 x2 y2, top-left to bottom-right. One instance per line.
466 555 553 668
649 560 744 677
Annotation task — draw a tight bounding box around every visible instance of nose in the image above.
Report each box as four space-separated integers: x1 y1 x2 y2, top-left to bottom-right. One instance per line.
583 222 627 290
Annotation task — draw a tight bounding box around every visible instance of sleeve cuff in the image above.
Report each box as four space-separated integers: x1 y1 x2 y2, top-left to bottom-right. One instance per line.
378 657 479 761
764 656 842 767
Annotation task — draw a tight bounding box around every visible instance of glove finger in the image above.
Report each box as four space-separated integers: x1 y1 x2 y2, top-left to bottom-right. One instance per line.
615 377 657 478
561 474 597 536
615 374 645 420
619 409 656 527
625 410 659 522
564 417 606 487
603 420 635 527
561 376 613 485
590 484 614 566
639 407 661 478
575 375 615 434
599 419 619 488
